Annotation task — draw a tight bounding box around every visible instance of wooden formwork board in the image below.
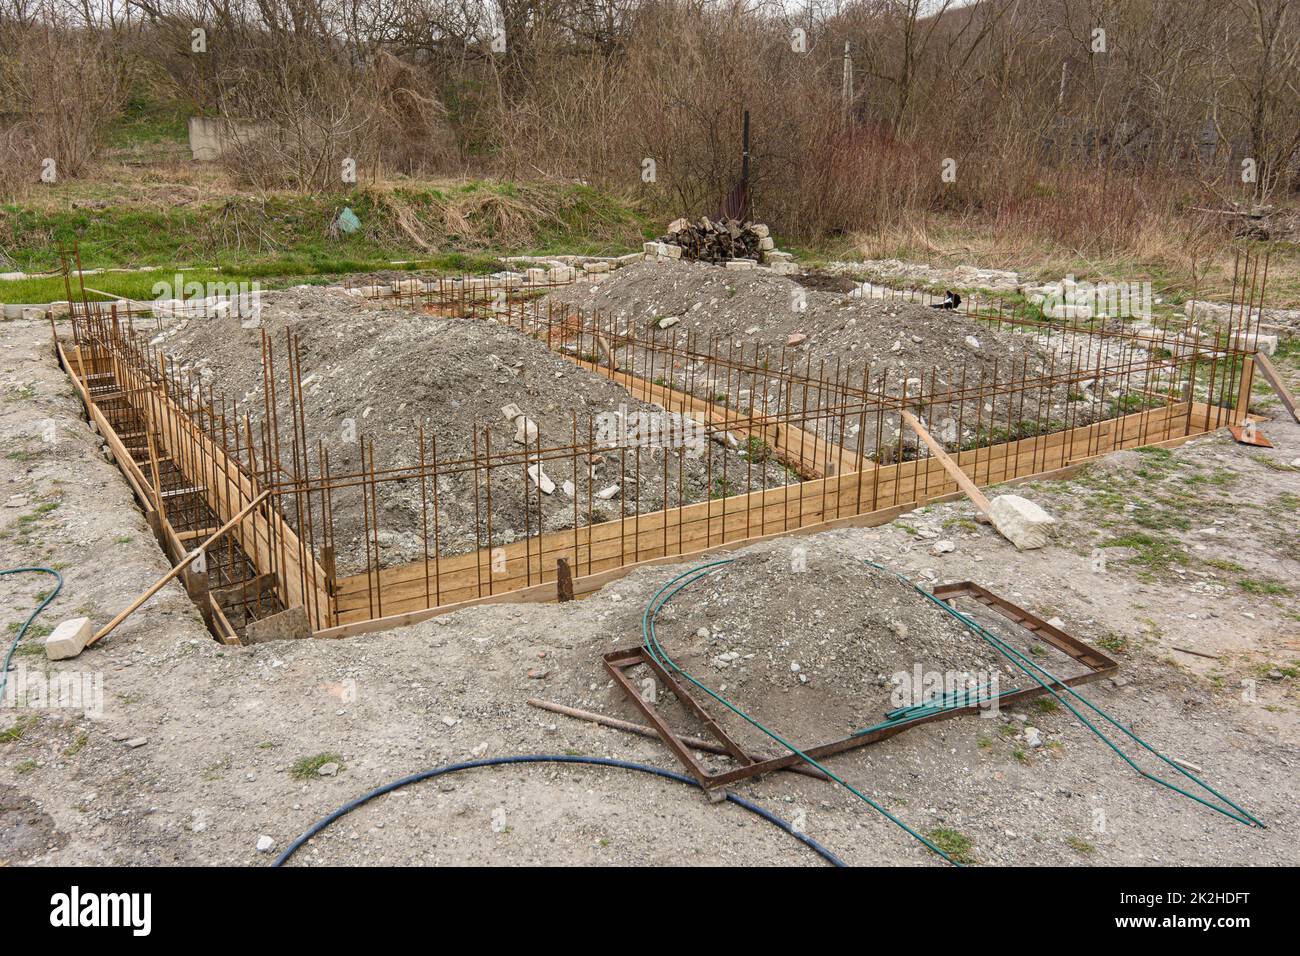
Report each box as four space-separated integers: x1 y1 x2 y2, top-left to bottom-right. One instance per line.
570 357 865 479
332 399 1206 624
62 340 333 630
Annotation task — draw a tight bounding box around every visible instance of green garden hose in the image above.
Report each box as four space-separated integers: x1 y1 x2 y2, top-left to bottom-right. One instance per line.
0 567 64 703
863 558 1264 829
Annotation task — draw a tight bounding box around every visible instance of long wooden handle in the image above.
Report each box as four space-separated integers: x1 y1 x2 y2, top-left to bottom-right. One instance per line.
91 490 271 646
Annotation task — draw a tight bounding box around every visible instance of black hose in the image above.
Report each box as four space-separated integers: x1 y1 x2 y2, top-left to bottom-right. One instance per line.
273 754 846 867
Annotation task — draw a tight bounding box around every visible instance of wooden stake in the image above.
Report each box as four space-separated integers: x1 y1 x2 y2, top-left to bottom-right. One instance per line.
556 557 574 602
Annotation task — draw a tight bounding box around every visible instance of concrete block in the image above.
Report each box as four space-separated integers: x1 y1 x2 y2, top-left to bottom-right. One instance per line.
769 262 799 275
1231 332 1278 356
663 244 682 259
758 237 775 251
644 242 659 256
762 250 793 263
725 259 757 271
751 224 770 238
988 494 1056 550
583 261 611 273
525 267 547 284
45 617 93 660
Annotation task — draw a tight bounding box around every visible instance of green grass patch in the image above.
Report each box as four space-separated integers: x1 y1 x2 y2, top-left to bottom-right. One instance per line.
0 181 646 279
1065 835 1095 854
290 752 343 779
925 827 977 864
0 714 39 742
1238 578 1291 596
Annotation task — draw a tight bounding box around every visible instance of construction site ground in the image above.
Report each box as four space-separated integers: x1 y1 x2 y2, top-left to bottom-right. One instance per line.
3 312 1297 867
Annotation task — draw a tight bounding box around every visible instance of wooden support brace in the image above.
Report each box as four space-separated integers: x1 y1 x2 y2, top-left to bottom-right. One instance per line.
1254 353 1299 423
900 410 992 516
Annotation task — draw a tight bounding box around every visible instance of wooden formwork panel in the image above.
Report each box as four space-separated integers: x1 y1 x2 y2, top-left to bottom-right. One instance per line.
332 399 1208 624
62 340 334 630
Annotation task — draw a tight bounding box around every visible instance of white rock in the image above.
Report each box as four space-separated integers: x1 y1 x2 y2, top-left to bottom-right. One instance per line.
256 835 276 853
930 540 955 555
657 316 680 329
45 617 92 660
527 464 555 495
988 494 1056 550
513 416 538 445
965 336 980 349
595 484 621 500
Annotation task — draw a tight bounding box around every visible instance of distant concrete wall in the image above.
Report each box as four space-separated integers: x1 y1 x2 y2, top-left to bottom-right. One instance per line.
188 116 271 162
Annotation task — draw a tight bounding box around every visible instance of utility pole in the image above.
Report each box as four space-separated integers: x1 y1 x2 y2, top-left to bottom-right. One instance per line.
842 41 854 124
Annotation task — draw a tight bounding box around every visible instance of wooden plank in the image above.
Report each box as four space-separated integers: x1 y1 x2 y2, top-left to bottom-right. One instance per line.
900 410 991 515
316 420 1218 639
571 355 864 479
1254 353 1299 423
330 400 1204 624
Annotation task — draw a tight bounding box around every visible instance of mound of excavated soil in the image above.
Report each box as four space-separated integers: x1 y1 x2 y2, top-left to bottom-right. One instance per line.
546 262 1153 457
545 260 1049 383
647 539 1025 751
153 288 791 573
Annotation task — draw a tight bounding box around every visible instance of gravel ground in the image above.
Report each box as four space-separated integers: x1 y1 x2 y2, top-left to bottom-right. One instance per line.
2 316 1297 867
148 288 790 574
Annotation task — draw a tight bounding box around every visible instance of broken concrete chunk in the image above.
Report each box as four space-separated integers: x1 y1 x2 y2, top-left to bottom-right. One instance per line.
513 416 539 445
245 606 311 643
988 494 1056 550
527 464 556 495
45 617 92 660
595 484 621 500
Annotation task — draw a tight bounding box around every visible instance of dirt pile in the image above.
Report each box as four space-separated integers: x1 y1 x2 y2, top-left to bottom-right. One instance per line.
545 262 1157 458
646 539 1028 751
153 288 792 573
544 260 1048 380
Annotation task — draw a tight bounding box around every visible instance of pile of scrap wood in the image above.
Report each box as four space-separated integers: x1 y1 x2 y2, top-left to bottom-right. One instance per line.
659 216 767 262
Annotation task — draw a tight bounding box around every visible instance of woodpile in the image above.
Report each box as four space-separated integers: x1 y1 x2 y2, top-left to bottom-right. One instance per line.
659 216 766 263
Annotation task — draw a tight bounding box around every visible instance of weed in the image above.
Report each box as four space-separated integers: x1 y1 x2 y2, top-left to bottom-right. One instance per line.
290 752 343 779
924 827 977 865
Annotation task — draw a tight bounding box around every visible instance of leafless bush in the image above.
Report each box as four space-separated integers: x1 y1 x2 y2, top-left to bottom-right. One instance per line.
0 19 128 197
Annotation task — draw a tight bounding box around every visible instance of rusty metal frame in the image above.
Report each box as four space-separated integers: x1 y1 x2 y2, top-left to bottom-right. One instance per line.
604 581 1119 791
